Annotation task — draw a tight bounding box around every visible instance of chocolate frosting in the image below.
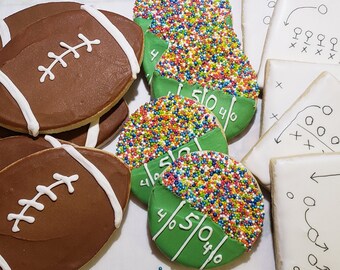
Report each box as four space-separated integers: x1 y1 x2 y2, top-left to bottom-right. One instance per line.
0 8 143 133
0 147 130 270
0 99 129 147
0 2 81 49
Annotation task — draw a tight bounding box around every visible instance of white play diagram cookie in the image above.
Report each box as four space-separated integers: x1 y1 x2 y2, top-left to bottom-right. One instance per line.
242 72 340 189
258 0 340 87
271 153 340 270
242 0 277 72
261 59 340 135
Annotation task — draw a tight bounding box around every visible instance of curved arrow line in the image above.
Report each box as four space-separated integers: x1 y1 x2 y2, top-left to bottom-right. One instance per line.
305 209 329 252
284 6 317 26
311 172 340 183
273 105 320 144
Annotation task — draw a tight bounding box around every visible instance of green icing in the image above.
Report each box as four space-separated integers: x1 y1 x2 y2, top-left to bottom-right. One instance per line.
134 18 168 84
131 128 227 205
149 184 246 269
134 17 256 140
152 73 256 140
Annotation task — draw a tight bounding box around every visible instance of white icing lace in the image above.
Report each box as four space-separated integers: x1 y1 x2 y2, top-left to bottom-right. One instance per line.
81 4 140 79
38 33 100 82
0 70 40 136
0 255 10 270
85 118 100 147
7 173 79 233
44 135 123 228
0 19 10 47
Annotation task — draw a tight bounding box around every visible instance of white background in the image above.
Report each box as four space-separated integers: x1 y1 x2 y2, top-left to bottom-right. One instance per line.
0 1 274 269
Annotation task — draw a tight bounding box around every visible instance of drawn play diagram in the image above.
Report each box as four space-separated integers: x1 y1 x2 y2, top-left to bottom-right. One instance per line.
261 60 340 135
242 0 277 72
258 0 340 87
242 72 340 188
271 153 340 270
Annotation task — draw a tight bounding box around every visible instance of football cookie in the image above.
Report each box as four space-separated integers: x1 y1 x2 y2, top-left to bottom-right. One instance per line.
0 99 129 148
0 2 81 49
116 95 228 204
0 136 130 270
243 72 340 189
149 151 264 269
270 153 340 270
134 0 259 140
0 4 143 136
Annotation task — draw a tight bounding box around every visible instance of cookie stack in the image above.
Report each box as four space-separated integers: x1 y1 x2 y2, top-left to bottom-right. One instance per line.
0 2 144 148
242 0 340 269
0 2 143 269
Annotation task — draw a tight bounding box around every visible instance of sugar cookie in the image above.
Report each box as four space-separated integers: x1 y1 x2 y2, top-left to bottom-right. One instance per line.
116 95 228 204
149 151 264 269
243 72 340 189
271 153 340 270
134 0 259 140
0 136 130 270
0 5 143 136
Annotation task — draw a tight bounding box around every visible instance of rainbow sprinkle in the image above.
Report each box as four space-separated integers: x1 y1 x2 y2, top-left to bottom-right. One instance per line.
133 0 259 99
161 151 264 250
116 96 219 169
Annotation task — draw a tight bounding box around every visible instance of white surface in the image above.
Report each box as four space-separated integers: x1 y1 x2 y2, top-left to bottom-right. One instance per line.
241 0 276 72
261 59 340 135
271 153 340 270
243 72 340 189
0 1 274 269
258 0 340 87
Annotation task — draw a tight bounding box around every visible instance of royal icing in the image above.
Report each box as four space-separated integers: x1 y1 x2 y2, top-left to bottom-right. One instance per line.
258 0 340 87
0 255 10 270
0 19 10 47
271 153 340 270
38 33 100 83
81 4 140 79
44 135 123 228
7 173 79 232
262 60 340 135
242 0 276 72
85 118 100 147
243 72 340 189
0 70 39 136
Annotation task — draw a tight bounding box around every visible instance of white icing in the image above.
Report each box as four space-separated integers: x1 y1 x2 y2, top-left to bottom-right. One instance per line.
262 60 340 135
223 96 237 132
7 174 79 233
200 235 228 270
0 70 39 136
0 255 11 270
80 5 140 79
271 153 340 270
258 0 340 87
38 33 100 83
152 200 186 240
44 135 123 228
85 118 100 147
242 72 340 189
171 215 208 261
0 19 10 47
242 0 276 72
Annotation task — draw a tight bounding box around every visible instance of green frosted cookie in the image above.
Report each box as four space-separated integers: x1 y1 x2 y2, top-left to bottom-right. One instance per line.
133 0 259 140
149 151 264 269
116 96 227 204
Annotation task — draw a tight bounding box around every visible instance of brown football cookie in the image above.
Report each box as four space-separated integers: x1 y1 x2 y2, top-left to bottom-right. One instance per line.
0 2 81 49
0 99 129 148
0 4 143 136
0 136 130 270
